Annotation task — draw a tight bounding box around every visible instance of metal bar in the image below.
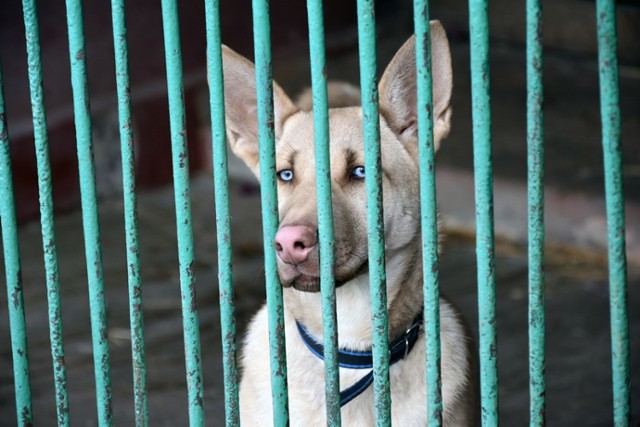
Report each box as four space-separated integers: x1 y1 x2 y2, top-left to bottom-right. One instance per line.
595 1 630 425
468 0 499 425
251 0 290 424
413 3 443 425
0 62 33 427
159 0 205 424
109 0 148 425
355 0 390 425
526 0 545 425
63 0 113 423
306 0 341 424
203 0 240 425
21 0 70 424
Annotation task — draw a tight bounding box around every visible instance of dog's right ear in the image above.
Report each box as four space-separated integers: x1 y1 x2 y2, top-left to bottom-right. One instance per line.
222 45 297 176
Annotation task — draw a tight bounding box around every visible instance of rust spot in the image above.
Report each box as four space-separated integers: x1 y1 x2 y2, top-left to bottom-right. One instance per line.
100 326 108 344
187 261 195 278
187 261 197 312
12 286 20 309
21 406 32 427
58 398 69 419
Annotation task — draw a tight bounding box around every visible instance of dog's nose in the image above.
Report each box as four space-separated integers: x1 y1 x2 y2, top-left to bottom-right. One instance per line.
274 225 317 265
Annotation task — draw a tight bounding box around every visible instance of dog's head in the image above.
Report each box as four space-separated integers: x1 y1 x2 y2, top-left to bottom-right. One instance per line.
222 21 452 293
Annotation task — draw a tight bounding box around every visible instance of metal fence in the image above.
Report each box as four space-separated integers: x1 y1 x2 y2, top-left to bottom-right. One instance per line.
0 0 630 425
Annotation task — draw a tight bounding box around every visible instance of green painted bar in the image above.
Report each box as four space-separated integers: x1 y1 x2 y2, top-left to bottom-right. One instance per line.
64 0 114 423
109 0 148 424
468 0 499 425
413 2 443 425
203 0 240 424
306 0 341 424
251 0 290 424
0 62 33 427
526 0 545 425
595 1 630 425
159 0 205 424
355 0 391 425
21 0 70 424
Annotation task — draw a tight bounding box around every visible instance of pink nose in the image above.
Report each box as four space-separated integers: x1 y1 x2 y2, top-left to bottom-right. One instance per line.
274 225 317 265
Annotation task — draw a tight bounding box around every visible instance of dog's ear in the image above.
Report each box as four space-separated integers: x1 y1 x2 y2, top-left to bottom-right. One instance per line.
378 21 452 153
222 45 297 176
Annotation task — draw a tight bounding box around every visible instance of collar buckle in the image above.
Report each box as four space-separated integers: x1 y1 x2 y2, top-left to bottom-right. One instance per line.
403 320 421 359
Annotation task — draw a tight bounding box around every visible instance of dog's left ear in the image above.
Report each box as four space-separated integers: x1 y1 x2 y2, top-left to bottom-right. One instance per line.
379 21 452 153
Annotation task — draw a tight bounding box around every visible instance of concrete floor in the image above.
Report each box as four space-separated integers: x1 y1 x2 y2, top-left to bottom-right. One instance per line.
0 174 638 426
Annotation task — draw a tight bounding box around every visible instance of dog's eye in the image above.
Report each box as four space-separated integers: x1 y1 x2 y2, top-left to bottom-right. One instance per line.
277 169 294 182
351 166 365 180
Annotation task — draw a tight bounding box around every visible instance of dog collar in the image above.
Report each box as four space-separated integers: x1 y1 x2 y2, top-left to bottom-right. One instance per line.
295 310 423 407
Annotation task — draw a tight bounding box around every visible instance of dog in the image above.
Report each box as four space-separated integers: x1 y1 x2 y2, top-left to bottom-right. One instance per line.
222 20 477 426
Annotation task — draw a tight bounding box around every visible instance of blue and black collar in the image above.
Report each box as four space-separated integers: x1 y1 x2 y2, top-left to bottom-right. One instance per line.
295 310 423 407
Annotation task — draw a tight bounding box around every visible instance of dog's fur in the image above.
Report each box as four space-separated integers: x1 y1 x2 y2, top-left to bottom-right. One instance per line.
222 21 477 426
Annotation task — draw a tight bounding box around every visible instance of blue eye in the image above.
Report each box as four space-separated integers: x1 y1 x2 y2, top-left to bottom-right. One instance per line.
351 166 365 180
277 169 294 182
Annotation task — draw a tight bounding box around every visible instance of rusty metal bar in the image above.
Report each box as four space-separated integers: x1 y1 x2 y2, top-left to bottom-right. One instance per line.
21 0 70 424
64 0 114 422
306 0 341 424
204 0 240 424
0 61 34 427
355 0 391 425
526 0 546 425
251 0 290 424
595 1 630 425
413 3 444 425
109 0 148 424
159 0 206 424
468 0 499 424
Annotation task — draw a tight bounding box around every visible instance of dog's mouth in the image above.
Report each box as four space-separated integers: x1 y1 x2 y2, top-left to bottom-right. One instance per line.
281 260 368 293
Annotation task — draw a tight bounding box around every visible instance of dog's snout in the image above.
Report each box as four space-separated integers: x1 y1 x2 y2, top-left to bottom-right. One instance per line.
274 225 317 265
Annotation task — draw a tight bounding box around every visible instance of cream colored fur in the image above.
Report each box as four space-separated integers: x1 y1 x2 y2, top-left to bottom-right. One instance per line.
222 20 477 426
